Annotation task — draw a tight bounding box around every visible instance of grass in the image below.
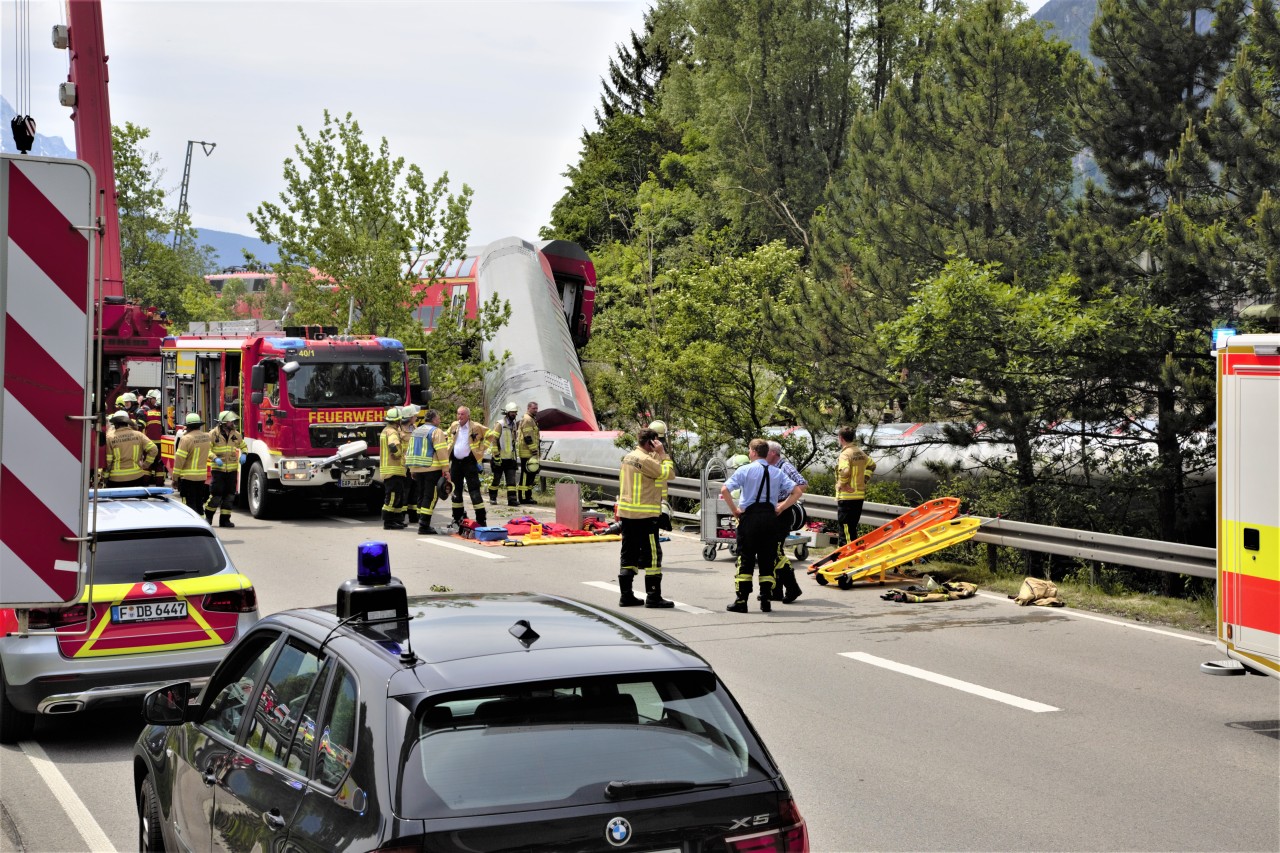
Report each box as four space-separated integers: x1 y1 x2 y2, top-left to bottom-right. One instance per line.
807 544 1217 635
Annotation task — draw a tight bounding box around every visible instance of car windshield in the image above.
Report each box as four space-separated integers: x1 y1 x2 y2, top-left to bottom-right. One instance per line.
286 361 405 408
90 529 227 585
397 671 773 818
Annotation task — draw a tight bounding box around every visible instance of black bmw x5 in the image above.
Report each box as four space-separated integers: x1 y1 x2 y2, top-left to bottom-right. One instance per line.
134 543 808 852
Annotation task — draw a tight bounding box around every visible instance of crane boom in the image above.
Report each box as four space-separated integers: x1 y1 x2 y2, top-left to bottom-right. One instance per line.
62 0 122 298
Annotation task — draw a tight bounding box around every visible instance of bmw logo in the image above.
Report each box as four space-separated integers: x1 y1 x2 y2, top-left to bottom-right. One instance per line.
605 816 632 847
141 582 157 595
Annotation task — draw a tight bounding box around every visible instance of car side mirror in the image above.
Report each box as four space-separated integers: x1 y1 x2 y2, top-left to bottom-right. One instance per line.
417 363 431 404
251 391 264 406
143 682 192 725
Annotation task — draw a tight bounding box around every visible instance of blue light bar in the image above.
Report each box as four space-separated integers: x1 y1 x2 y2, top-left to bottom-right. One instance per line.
89 487 175 499
376 338 404 349
1212 327 1236 349
357 541 391 585
266 337 307 350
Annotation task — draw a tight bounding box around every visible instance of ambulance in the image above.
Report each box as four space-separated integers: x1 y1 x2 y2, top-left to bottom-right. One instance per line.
1202 333 1280 678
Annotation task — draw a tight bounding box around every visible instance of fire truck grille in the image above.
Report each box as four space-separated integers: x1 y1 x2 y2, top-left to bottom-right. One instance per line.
309 424 383 449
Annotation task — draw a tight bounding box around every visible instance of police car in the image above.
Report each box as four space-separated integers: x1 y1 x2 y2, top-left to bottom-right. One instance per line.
134 543 808 852
0 488 259 743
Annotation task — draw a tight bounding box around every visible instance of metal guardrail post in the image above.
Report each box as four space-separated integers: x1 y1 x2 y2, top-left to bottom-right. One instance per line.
537 459 1215 578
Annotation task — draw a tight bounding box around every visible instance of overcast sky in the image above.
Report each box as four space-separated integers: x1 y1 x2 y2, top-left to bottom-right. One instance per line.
3 0 1049 245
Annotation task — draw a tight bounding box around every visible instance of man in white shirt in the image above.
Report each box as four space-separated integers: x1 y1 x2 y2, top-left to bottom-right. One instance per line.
445 406 489 527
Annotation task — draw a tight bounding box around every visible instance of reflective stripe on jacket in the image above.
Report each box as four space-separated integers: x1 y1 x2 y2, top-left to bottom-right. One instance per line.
406 424 447 472
106 428 158 481
173 429 213 481
490 419 518 460
517 414 540 459
380 425 406 477
210 427 247 473
835 445 876 500
617 447 673 519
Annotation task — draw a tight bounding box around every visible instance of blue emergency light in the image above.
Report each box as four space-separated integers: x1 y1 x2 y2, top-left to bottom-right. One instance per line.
357 541 392 585
1212 327 1236 349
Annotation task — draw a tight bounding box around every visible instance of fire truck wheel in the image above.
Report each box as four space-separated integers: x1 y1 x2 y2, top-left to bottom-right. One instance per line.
0 664 34 745
247 461 275 519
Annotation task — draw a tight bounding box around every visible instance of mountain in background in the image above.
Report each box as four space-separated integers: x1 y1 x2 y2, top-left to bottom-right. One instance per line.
1 96 76 158
196 228 279 270
1034 0 1099 64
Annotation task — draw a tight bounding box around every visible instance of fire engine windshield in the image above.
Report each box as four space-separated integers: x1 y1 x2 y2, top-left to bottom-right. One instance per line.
286 361 405 408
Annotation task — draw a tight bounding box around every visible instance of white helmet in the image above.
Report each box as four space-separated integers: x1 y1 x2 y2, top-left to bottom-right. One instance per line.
648 419 667 437
146 389 160 401
504 401 518 414
116 392 137 406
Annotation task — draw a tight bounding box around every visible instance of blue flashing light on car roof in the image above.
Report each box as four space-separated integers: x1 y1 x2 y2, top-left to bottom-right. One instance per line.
376 338 404 349
266 337 307 350
90 487 175 499
357 541 391 585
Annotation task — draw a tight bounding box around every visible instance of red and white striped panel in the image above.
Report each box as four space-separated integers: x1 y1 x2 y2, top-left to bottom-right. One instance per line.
1 155 96 606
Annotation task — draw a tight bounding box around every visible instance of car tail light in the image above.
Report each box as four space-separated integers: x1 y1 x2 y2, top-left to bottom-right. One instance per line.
26 604 93 630
725 796 809 853
203 587 258 613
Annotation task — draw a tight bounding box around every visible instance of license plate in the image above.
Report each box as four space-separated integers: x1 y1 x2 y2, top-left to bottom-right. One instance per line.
339 473 369 488
112 601 188 623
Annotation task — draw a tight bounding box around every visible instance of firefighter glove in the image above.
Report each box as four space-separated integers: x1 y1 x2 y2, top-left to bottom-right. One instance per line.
239 453 247 464
214 457 224 467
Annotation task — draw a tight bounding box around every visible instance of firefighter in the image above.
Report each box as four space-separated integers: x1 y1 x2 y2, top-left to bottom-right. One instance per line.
834 424 876 546
398 405 420 526
112 392 139 430
616 428 675 609
103 411 158 487
207 410 247 528
766 440 807 604
380 407 410 530
406 408 449 534
172 412 213 514
139 390 166 485
487 402 521 507
647 419 672 566
516 400 541 504
445 406 488 528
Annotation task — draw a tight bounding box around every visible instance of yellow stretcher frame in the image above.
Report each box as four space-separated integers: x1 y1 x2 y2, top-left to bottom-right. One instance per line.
811 497 962 573
504 534 622 546
816 517 982 587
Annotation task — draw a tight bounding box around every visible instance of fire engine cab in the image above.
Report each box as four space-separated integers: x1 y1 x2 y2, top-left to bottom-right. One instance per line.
158 321 429 518
1202 332 1279 679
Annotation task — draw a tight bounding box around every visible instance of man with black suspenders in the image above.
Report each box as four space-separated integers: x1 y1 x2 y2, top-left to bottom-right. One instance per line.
719 438 802 613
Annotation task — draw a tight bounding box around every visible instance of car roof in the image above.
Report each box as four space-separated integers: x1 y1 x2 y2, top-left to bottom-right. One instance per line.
272 592 712 695
88 491 211 535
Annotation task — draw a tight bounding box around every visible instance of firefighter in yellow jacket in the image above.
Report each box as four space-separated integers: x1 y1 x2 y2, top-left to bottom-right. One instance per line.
172 412 212 513
406 409 449 535
516 400 541 504
104 411 158 487
834 424 876 546
380 407 410 530
488 402 521 507
206 411 247 528
617 428 675 609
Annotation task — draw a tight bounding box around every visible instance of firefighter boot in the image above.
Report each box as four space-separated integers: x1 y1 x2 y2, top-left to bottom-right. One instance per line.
757 583 772 613
644 574 675 609
726 581 751 613
779 567 803 604
219 513 235 529
204 510 215 525
476 508 488 527
778 568 798 601
618 573 643 607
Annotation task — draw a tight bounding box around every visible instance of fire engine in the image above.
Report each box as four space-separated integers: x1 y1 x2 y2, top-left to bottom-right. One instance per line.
1202 332 1279 679
158 320 429 518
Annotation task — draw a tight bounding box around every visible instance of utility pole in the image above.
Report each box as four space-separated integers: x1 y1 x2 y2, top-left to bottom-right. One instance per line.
173 139 216 248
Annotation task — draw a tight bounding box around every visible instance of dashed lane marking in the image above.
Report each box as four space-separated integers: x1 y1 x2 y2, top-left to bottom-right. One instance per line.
583 581 712 614
416 536 508 559
974 592 1214 644
18 739 117 852
839 651 1059 713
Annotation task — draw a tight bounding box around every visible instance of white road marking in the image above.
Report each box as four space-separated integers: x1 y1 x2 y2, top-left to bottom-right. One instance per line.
583 581 712 614
839 651 1059 713
974 592 1214 644
325 516 363 524
18 739 117 852
417 537 508 559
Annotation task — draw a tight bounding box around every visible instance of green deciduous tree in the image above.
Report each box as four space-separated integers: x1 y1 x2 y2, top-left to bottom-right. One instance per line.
249 109 477 343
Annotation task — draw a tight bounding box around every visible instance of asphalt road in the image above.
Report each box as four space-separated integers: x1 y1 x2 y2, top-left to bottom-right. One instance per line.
3 500 1278 852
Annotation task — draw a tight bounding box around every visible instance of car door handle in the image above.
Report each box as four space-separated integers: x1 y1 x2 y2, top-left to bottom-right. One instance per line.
201 772 218 787
262 809 287 831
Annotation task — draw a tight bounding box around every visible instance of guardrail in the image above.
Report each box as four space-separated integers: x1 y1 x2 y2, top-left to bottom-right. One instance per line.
538 459 1216 579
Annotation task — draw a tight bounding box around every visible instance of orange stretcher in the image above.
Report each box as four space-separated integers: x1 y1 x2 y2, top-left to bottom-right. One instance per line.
815 517 982 588
810 498 962 574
